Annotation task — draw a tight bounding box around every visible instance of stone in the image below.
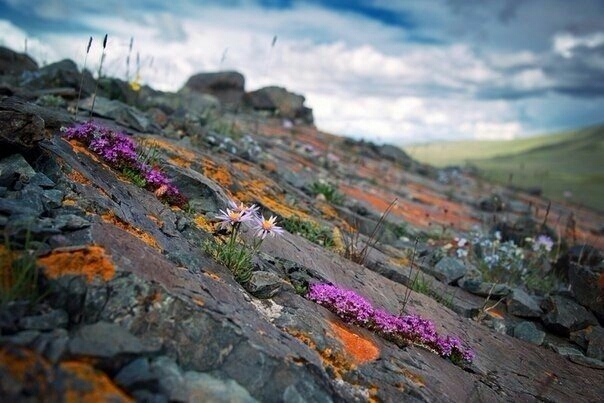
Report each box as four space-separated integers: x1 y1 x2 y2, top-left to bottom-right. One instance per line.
568 355 604 369
554 244 603 282
18 309 69 331
478 193 505 212
513 321 545 345
245 86 313 123
0 106 46 150
567 262 604 322
541 295 599 336
506 288 543 318
458 278 511 298
114 357 157 389
183 371 258 403
77 96 158 132
23 59 95 98
183 71 245 108
0 154 37 188
549 344 584 357
149 356 186 401
0 46 38 75
584 326 604 360
244 271 287 299
429 257 467 285
69 321 161 358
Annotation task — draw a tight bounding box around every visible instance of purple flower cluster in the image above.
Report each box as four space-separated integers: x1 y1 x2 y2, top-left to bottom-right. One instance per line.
62 121 187 207
306 283 474 364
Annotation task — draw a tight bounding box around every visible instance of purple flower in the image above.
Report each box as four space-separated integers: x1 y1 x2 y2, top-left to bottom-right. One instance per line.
306 283 474 365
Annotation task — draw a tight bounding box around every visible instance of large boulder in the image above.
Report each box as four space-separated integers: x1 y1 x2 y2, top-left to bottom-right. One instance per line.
182 71 245 109
567 262 604 323
0 46 38 75
21 59 95 97
245 86 313 124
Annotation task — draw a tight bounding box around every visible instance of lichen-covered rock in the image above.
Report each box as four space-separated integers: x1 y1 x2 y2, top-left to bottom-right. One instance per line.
506 288 543 318
183 71 245 109
541 295 599 336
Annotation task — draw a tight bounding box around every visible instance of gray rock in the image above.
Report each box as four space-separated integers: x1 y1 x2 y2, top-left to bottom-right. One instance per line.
429 257 467 285
549 344 584 357
0 100 47 149
506 288 543 318
0 46 38 75
458 278 511 298
245 86 313 123
150 356 186 401
115 357 156 389
183 71 245 109
78 96 157 132
245 271 287 299
32 328 69 363
69 321 162 357
0 154 37 188
2 330 41 345
585 326 604 360
30 172 56 189
567 263 604 322
18 309 68 330
541 295 599 336
184 371 258 403
568 355 604 369
513 321 545 345
53 213 91 231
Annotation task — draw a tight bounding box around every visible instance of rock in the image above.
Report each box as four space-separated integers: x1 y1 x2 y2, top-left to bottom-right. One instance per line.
183 371 258 403
0 46 38 75
183 71 245 109
579 326 604 360
114 357 157 390
33 328 69 363
541 295 599 336
245 86 313 124
375 144 413 168
244 271 288 299
429 257 467 285
554 244 603 282
77 96 158 132
18 309 69 331
0 102 46 150
568 354 604 369
147 88 220 116
506 288 543 318
513 321 545 345
0 154 37 189
478 193 505 212
457 278 511 298
567 262 604 322
23 59 95 97
69 321 161 358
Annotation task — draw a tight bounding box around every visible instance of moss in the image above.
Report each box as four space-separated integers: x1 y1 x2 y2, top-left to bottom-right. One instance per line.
38 246 115 283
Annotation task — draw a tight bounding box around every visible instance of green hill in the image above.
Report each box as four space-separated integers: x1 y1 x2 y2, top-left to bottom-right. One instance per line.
404 125 604 211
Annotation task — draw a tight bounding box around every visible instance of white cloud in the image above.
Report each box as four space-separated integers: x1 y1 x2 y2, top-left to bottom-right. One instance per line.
553 32 604 58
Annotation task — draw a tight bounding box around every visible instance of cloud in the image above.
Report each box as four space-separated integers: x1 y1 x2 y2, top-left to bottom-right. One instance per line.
1 0 603 144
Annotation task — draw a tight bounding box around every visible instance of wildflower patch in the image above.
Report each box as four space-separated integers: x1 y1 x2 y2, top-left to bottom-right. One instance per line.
306 283 474 366
61 121 187 208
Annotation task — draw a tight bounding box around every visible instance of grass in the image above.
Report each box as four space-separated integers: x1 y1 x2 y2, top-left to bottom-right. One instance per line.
0 233 41 306
309 181 344 205
403 125 604 211
281 215 335 248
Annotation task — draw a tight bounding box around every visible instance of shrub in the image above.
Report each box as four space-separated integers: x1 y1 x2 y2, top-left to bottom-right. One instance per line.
281 215 334 248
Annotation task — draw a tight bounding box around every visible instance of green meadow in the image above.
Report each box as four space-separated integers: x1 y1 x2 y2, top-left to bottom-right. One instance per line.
404 125 604 211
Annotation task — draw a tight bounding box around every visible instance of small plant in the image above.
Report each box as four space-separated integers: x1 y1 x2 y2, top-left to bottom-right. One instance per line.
75 36 92 118
204 200 284 283
281 215 334 248
400 238 420 313
90 33 108 117
309 180 344 205
306 283 474 366
61 121 187 208
0 233 41 306
342 199 397 265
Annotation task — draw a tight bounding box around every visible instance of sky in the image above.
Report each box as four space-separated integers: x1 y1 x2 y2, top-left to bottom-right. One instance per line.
1 0 603 144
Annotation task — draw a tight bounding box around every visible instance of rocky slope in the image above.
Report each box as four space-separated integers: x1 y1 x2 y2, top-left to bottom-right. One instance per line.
1 46 603 402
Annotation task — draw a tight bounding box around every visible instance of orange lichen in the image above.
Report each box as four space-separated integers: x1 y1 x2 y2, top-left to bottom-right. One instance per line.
38 246 115 283
401 368 426 388
101 212 161 251
202 160 233 187
145 138 196 162
194 215 216 233
203 271 222 281
66 169 92 185
60 361 133 403
284 328 355 378
168 155 192 168
146 214 163 228
192 297 205 307
329 321 380 364
0 345 52 393
0 245 18 293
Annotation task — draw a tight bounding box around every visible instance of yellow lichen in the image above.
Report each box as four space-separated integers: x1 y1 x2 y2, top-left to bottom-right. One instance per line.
60 361 134 403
